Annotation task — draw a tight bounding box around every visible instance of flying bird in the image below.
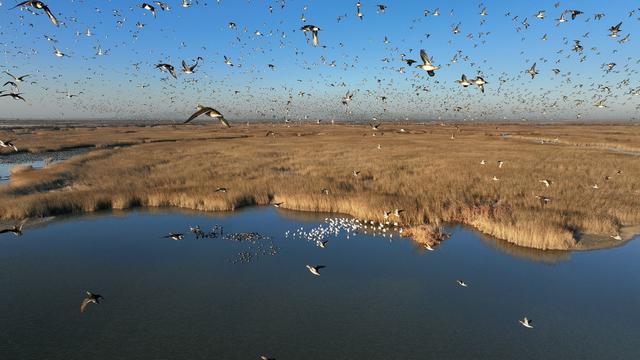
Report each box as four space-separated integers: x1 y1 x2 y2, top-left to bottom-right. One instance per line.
0 219 27 236
185 105 230 127
301 25 321 47
12 1 59 26
306 265 325 276
416 49 439 76
80 291 103 313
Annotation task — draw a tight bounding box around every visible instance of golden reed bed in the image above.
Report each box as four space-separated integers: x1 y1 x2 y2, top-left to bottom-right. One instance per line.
1 122 639 250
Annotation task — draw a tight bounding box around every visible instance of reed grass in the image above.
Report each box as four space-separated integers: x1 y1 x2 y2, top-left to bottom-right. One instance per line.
1 122 639 250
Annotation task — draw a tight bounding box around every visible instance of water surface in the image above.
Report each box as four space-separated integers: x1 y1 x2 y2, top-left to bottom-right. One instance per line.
0 207 638 359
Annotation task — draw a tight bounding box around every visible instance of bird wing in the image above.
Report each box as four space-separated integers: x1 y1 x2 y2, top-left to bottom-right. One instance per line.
10 1 31 10
0 229 12 234
420 49 430 64
219 117 230 128
80 298 91 312
182 60 189 71
184 107 212 123
41 4 59 26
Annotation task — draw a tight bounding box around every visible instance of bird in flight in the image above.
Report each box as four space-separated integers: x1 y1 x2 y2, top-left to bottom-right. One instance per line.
80 291 103 313
0 219 27 236
12 1 59 26
415 50 439 77
306 264 325 276
519 317 534 329
301 25 321 47
185 105 230 127
155 63 177 79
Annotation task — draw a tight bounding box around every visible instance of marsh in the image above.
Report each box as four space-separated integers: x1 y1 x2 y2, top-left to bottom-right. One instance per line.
1 207 638 359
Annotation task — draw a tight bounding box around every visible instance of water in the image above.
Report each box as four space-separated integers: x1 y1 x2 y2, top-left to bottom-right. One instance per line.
0 147 93 183
0 207 638 359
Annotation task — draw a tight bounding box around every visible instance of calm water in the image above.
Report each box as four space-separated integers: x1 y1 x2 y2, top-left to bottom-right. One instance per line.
0 147 93 183
0 207 638 359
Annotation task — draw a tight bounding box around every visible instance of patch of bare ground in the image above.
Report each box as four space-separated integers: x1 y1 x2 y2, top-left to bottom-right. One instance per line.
1 122 639 250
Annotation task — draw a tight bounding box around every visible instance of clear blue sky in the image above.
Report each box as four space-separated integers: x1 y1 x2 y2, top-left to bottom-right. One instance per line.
0 0 638 122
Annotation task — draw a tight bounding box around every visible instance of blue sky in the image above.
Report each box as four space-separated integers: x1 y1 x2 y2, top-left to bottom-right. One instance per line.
0 0 638 122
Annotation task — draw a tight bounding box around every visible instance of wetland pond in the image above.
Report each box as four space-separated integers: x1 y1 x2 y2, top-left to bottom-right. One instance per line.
0 207 638 359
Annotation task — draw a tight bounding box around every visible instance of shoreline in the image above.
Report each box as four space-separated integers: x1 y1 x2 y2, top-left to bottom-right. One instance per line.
1 123 639 251
1 203 637 253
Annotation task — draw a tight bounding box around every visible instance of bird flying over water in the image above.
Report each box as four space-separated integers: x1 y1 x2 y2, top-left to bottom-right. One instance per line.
80 291 103 312
0 219 27 236
306 264 325 276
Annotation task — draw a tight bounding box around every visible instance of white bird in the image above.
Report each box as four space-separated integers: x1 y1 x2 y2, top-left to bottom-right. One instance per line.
519 317 534 329
306 265 325 276
0 139 18 152
456 280 468 287
415 49 439 76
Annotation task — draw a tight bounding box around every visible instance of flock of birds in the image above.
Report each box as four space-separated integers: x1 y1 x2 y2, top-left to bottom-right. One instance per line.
0 1 638 122
1 212 536 331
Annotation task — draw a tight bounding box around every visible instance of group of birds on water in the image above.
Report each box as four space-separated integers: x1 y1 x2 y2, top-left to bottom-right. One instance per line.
0 1 638 122
1 211 535 329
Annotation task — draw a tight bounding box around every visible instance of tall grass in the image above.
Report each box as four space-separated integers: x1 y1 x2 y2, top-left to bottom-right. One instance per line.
1 122 639 250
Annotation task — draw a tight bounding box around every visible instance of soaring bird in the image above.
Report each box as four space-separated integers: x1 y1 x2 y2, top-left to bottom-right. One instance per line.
184 105 230 127
301 25 321 47
306 265 325 276
140 3 157 17
0 139 18 151
4 72 29 83
456 74 472 87
80 291 103 312
181 57 202 74
163 232 184 241
155 63 177 79
519 317 534 329
0 93 25 101
608 22 622 37
456 280 468 287
0 219 27 236
12 1 59 26
527 63 538 79
416 49 439 76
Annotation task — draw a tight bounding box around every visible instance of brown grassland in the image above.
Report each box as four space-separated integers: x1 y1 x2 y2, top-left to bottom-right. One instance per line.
1 122 639 250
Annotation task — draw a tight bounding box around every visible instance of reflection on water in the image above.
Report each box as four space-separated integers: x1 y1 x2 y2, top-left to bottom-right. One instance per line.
0 147 94 183
0 207 639 360
471 225 572 263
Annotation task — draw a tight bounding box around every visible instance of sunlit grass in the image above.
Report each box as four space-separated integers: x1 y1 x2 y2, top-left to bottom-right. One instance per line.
1 122 639 250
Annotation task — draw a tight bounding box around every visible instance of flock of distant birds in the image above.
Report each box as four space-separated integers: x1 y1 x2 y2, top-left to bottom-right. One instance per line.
0 2 636 356
2 1 636 121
